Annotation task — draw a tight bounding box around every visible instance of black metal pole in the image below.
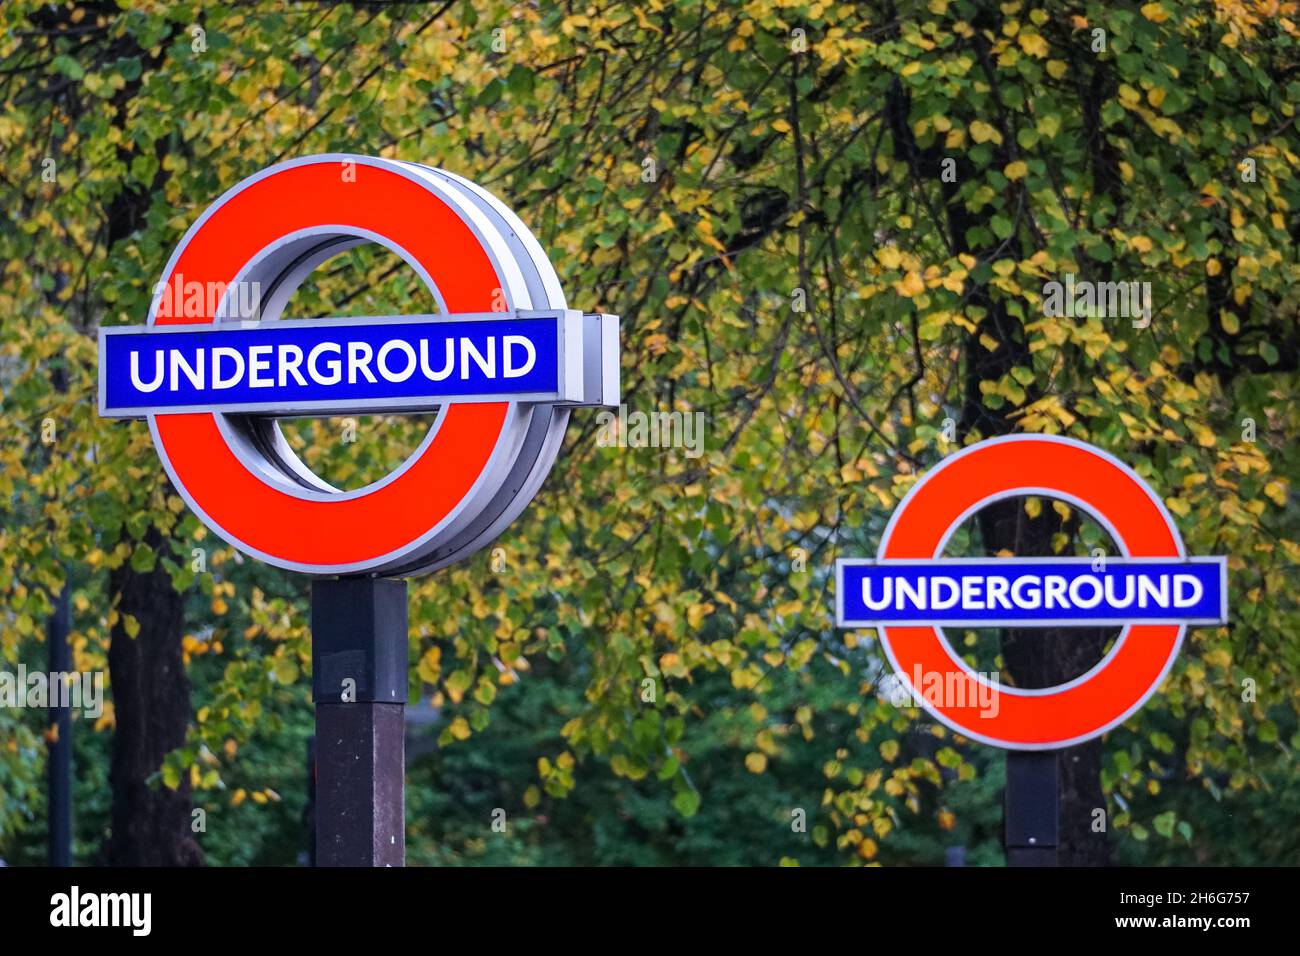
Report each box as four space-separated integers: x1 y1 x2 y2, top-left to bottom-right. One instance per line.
311 576 408 867
46 583 72 867
1004 750 1059 866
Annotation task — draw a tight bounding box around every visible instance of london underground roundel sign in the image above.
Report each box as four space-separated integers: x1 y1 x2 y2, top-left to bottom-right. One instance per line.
835 436 1227 750
98 155 619 576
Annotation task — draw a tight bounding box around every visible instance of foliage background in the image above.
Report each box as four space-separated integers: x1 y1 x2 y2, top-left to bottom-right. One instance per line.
1 0 1298 865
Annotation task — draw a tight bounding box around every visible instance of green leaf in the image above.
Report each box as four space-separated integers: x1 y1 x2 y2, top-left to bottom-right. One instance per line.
1153 811 1177 839
130 544 156 573
52 55 84 80
671 787 701 818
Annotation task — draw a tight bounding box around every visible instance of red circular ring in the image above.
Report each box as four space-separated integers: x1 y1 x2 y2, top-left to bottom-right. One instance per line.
877 435 1184 749
150 160 509 571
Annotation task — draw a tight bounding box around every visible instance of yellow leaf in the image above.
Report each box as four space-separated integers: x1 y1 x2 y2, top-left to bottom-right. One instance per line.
969 120 1002 144
745 752 768 774
895 272 925 297
1264 480 1288 506
687 602 714 628
1018 33 1049 58
1004 160 1028 180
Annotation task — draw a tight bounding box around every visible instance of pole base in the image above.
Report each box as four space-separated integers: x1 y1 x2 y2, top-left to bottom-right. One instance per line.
315 702 405 867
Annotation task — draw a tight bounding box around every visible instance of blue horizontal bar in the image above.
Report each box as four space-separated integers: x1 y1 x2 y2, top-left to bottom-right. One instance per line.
836 558 1227 627
100 314 562 417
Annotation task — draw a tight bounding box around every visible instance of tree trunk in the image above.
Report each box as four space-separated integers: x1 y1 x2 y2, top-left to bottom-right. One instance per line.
882 5 1116 863
973 499 1112 866
107 527 203 866
951 242 1110 865
95 17 202 860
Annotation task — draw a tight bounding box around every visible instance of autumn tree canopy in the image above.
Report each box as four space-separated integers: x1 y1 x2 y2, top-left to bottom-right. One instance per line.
1 0 1298 865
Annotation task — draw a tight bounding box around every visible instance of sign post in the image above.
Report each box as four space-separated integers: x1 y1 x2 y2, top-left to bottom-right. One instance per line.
99 155 619 866
311 577 408 867
835 435 1228 865
1004 751 1058 866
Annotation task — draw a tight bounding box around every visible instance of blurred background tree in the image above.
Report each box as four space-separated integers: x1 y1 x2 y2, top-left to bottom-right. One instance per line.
1 0 1297 866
